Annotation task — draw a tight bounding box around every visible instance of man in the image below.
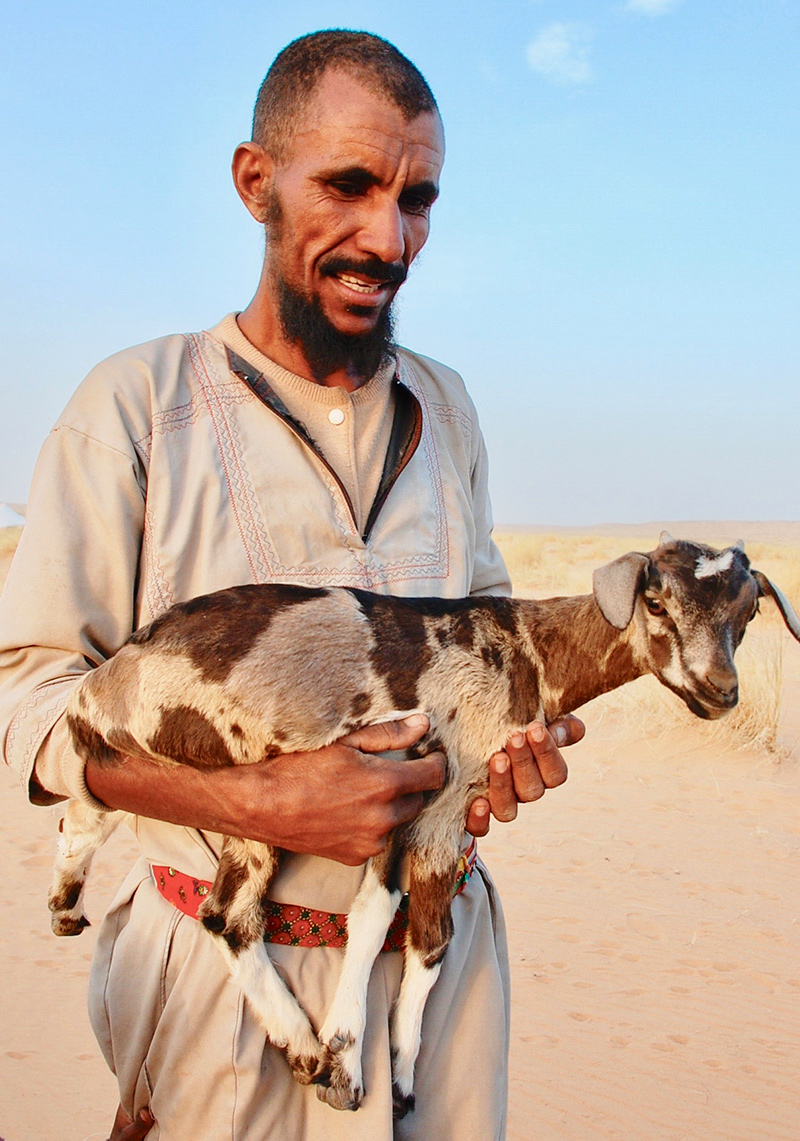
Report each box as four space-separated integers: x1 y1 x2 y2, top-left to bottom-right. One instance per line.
0 31 581 1140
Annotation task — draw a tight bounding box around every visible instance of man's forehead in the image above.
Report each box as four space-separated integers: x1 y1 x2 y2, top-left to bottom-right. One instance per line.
284 68 445 171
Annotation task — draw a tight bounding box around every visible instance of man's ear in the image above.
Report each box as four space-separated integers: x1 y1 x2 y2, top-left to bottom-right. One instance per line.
592 553 649 629
231 142 275 223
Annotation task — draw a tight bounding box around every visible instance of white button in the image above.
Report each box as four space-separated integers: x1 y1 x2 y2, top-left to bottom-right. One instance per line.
328 408 345 425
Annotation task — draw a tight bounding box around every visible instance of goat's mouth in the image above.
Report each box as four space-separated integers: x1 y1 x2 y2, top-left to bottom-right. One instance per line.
661 675 738 720
681 687 738 720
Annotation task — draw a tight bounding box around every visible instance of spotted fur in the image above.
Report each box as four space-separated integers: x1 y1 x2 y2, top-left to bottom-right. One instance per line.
49 536 800 1110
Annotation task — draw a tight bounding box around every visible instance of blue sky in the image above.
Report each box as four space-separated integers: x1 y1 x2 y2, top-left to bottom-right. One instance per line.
1 0 797 525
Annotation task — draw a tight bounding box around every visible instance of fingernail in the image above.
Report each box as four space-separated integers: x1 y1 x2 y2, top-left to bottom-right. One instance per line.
474 802 488 817
553 725 566 746
531 722 545 743
404 713 428 728
510 732 525 748
494 754 509 774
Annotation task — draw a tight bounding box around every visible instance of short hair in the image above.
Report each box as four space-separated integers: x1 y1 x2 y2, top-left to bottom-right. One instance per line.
252 29 439 158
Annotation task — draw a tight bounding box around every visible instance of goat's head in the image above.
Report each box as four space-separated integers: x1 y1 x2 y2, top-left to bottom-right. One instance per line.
592 532 800 720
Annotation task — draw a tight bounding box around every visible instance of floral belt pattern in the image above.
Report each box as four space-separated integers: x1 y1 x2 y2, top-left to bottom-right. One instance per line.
151 839 477 952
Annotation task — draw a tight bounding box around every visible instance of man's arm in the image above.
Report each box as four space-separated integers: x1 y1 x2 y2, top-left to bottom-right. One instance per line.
86 717 446 866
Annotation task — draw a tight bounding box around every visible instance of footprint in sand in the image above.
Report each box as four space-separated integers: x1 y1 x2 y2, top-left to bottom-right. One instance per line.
521 1034 559 1047
626 914 665 940
5 1050 34 1059
610 1036 630 1048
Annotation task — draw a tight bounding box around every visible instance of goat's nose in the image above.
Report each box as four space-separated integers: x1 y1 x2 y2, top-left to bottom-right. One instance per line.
703 668 738 700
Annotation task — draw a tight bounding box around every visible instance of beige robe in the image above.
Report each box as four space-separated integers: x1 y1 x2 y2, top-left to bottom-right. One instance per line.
0 317 512 1140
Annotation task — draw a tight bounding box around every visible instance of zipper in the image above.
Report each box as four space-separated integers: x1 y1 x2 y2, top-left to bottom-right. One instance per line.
225 347 423 544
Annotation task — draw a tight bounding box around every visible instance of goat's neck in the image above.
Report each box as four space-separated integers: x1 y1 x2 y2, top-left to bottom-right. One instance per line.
516 594 646 722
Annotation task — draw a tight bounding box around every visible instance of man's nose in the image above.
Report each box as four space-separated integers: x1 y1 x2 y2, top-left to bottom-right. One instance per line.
356 199 405 265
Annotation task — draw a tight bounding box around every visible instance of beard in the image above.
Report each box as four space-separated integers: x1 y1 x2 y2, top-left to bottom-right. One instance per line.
265 188 401 383
277 273 397 383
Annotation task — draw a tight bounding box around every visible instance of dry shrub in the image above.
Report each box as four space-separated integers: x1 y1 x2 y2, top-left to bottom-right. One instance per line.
495 530 796 754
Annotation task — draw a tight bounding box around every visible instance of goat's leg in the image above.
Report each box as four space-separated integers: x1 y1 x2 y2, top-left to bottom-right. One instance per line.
390 839 461 1119
198 836 328 1085
49 801 123 935
316 832 404 1112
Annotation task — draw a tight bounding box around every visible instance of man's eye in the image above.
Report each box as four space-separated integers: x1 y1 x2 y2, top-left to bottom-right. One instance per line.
401 196 431 216
331 181 362 197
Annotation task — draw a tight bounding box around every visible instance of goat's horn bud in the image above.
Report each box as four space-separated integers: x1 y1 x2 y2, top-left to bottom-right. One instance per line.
732 539 745 551
658 530 675 546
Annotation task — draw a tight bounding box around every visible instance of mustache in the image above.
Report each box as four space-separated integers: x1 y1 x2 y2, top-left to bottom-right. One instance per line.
319 255 407 288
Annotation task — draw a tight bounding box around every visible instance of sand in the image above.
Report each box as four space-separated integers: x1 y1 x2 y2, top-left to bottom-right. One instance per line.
1 535 799 1139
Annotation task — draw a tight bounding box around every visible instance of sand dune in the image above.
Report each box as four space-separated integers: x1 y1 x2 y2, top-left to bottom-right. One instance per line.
1 526 799 1139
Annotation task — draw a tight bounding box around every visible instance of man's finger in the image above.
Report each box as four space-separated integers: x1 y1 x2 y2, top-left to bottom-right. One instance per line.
465 796 491 837
487 752 518 822
386 751 446 797
549 714 586 749
505 730 546 803
388 790 426 828
526 722 569 787
340 713 429 753
110 1105 154 1140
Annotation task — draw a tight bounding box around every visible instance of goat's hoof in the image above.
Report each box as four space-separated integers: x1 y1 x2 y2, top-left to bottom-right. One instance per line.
50 913 90 937
315 1078 362 1112
286 1049 330 1087
392 1083 416 1119
326 1031 354 1055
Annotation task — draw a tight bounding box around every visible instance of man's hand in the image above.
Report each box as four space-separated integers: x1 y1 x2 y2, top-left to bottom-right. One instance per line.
109 1105 154 1140
466 715 584 836
253 715 446 865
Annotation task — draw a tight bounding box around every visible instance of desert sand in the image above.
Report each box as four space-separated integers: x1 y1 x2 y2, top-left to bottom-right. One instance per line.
1 526 799 1140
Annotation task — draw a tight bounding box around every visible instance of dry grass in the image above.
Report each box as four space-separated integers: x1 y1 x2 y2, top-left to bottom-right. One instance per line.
495 529 798 754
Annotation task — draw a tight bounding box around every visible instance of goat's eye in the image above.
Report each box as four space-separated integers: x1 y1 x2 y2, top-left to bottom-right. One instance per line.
644 596 666 616
748 602 760 623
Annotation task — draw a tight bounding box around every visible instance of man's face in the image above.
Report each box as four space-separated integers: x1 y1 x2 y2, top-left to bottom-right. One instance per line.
262 69 445 372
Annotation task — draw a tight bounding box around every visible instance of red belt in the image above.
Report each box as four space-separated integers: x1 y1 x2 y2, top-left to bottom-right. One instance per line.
152 839 477 953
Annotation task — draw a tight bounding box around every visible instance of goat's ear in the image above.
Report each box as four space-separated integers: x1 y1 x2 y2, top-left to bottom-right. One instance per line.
593 553 649 629
752 571 800 643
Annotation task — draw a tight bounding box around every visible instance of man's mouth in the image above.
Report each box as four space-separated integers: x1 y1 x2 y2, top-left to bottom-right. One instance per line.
336 274 387 295
320 256 407 299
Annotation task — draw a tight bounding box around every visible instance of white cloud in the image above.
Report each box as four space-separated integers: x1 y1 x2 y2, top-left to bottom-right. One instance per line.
526 23 594 86
626 0 682 14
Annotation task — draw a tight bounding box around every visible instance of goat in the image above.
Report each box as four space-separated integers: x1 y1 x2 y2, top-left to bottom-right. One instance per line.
49 534 800 1115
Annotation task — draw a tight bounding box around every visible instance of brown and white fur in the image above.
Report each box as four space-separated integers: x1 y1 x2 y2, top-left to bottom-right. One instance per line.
49 535 800 1115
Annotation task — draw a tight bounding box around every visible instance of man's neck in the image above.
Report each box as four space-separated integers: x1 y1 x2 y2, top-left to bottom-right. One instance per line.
236 300 368 393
